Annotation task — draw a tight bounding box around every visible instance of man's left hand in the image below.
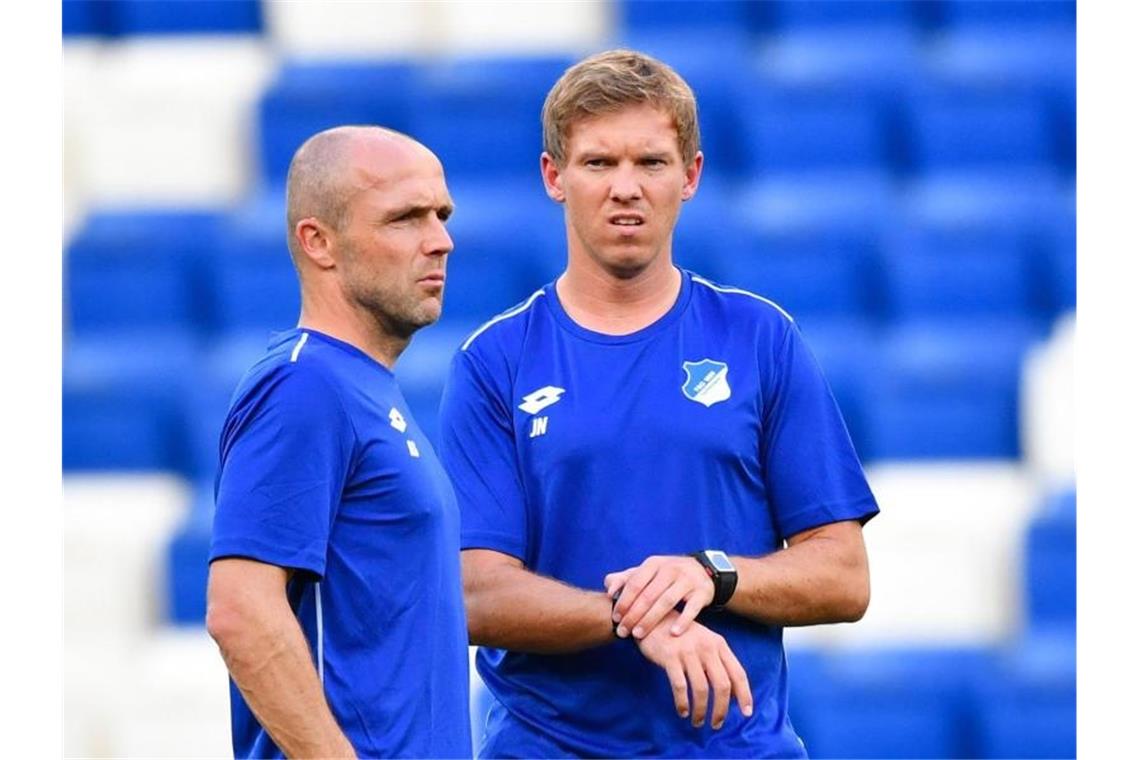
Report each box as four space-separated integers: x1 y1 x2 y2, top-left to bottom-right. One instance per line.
605 555 715 639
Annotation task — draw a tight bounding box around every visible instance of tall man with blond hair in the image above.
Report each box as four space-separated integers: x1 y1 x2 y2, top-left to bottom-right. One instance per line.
207 126 471 759
439 50 879 757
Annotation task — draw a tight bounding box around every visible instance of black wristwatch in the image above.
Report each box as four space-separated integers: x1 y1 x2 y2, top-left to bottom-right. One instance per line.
691 550 738 609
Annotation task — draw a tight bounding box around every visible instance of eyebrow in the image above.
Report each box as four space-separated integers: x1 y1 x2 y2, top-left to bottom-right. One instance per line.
384 201 454 221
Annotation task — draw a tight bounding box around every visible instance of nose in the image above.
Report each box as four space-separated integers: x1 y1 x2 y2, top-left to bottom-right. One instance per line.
609 163 642 203
424 215 454 257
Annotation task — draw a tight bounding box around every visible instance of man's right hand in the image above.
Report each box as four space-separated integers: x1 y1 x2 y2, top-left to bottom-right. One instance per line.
634 610 753 730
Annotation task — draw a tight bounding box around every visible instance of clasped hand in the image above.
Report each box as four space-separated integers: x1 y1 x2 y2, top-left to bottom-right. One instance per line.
605 554 716 639
605 555 752 728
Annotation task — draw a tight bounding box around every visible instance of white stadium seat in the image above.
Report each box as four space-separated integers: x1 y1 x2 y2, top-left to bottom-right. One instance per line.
1020 311 1075 487
64 37 272 212
787 461 1037 650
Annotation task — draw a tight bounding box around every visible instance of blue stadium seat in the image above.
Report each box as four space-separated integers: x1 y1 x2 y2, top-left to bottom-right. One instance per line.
396 323 477 449
63 329 199 472
617 0 752 35
973 630 1076 759
708 226 878 323
1032 214 1076 318
755 27 922 96
65 210 224 337
182 332 272 481
903 88 1054 174
795 318 880 460
905 173 1073 236
671 180 752 277
925 27 1075 174
63 0 110 36
880 227 1035 323
739 89 888 176
166 485 214 625
735 172 898 237
791 647 994 759
762 0 919 33
209 217 300 336
409 56 573 182
1023 487 1076 630
863 319 1043 460
258 61 419 184
440 179 563 324
933 0 1075 32
106 0 262 36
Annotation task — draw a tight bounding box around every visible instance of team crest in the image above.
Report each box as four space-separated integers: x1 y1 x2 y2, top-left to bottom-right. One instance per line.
681 359 731 408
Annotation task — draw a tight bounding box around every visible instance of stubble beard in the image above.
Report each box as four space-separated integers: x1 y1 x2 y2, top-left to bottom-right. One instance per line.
345 275 442 342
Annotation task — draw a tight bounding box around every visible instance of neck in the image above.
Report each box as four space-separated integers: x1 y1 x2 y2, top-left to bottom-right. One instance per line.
297 290 409 370
556 252 681 335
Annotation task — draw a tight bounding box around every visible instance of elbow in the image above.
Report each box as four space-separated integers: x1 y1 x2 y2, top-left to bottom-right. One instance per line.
462 585 493 645
205 595 244 650
839 576 871 623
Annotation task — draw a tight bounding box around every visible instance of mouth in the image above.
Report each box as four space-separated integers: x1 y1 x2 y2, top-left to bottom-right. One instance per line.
608 213 646 229
418 272 446 288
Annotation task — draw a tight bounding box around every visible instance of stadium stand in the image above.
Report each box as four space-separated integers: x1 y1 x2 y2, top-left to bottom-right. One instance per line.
62 1 1077 756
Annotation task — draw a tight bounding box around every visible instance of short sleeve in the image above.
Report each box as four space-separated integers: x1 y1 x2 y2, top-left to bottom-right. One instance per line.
438 348 529 560
210 365 354 577
761 323 879 540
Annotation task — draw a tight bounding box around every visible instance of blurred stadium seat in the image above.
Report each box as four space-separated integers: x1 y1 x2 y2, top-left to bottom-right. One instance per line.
973 629 1076 759
258 60 419 184
864 320 1042 460
65 210 223 336
63 0 263 37
762 0 919 33
617 0 752 35
409 55 569 182
1023 487 1077 630
63 330 199 472
880 227 1036 323
1020 313 1074 484
739 89 889 176
791 647 994 758
932 0 1075 32
903 87 1055 174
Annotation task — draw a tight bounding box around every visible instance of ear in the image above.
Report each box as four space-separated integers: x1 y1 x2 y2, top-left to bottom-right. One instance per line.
294 218 337 270
540 152 566 203
680 151 704 202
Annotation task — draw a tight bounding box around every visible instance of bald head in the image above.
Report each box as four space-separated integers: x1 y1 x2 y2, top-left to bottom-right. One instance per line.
285 126 434 261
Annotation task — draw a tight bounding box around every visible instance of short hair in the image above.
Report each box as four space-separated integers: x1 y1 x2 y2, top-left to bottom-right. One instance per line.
541 49 700 167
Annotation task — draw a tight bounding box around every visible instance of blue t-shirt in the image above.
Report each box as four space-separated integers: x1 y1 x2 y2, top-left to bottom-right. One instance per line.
438 270 879 758
211 329 472 760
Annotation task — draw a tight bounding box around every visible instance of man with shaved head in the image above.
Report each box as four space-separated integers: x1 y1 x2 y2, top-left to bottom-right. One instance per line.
206 126 471 759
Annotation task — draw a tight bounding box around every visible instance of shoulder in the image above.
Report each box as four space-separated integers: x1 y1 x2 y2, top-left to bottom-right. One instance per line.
458 288 549 356
452 287 549 384
686 272 796 330
229 332 352 422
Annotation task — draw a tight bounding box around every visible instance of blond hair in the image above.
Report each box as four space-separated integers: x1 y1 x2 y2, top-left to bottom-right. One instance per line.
541 49 700 167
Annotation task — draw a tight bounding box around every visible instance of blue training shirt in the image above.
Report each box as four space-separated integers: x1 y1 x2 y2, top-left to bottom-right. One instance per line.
211 328 472 760
439 269 879 758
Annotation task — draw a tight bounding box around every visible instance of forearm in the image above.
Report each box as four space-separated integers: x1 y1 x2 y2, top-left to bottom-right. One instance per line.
209 601 354 757
726 525 870 626
465 561 615 654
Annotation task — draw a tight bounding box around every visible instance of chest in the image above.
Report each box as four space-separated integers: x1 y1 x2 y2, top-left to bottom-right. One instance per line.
340 388 457 531
511 329 764 473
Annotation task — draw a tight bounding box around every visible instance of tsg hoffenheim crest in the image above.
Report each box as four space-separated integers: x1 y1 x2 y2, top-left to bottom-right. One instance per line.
681 359 731 407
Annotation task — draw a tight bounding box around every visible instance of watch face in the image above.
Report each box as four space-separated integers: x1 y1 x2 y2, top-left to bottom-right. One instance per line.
707 550 734 572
